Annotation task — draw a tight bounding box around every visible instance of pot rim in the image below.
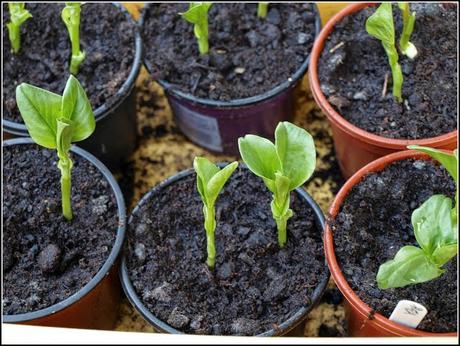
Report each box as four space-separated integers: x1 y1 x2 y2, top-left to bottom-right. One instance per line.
2 137 126 323
308 3 458 150
120 164 330 336
139 3 321 108
3 2 143 135
324 149 458 336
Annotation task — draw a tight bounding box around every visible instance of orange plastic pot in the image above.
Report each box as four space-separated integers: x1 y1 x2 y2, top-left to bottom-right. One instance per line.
309 3 458 179
325 149 458 337
3 138 127 330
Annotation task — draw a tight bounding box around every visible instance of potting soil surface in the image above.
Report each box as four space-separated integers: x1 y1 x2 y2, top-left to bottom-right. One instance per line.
318 4 457 140
142 3 318 101
2 3 136 123
113 67 347 336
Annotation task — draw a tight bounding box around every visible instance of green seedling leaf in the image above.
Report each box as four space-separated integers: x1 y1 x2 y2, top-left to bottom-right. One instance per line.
238 134 281 186
62 2 86 74
16 75 95 220
180 2 212 55
15 85 62 149
275 121 316 190
398 3 417 59
412 195 456 264
257 2 268 18
62 75 95 141
366 3 403 102
194 158 238 268
7 3 32 53
377 245 444 289
377 192 457 289
239 121 316 247
207 163 239 205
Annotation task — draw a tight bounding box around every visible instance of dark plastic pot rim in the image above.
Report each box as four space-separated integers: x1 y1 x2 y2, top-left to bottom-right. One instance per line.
2 137 126 323
3 2 143 136
140 3 321 108
308 2 458 150
120 164 330 336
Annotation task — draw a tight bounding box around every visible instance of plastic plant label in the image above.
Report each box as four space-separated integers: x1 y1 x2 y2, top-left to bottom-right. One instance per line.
389 300 428 328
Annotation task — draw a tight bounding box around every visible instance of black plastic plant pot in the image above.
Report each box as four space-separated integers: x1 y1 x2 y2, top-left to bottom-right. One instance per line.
120 165 330 336
2 3 142 171
3 137 126 330
140 4 322 155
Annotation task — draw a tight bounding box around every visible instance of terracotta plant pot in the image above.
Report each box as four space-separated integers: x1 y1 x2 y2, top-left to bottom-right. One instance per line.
120 165 330 336
3 138 126 330
309 3 458 179
140 4 321 155
325 149 457 337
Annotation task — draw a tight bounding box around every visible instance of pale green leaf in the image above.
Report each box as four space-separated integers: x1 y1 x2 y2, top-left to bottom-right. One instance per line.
16 83 62 149
272 172 291 217
8 3 32 26
56 118 73 160
275 122 316 190
366 3 403 102
61 75 95 142
180 2 212 26
366 3 395 45
412 195 456 255
431 244 457 267
206 161 238 205
193 156 219 205
377 246 444 289
238 134 281 182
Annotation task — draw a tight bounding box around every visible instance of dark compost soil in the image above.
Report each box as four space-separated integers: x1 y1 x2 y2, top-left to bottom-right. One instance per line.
142 3 318 101
332 158 457 333
3 3 136 123
125 167 327 336
3 144 118 315
318 4 457 139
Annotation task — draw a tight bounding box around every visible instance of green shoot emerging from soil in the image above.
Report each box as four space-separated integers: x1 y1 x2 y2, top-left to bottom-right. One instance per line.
194 158 238 268
16 75 95 221
377 146 458 289
239 122 316 248
180 2 212 55
62 2 86 75
7 3 32 54
257 2 268 19
366 3 403 102
398 2 417 59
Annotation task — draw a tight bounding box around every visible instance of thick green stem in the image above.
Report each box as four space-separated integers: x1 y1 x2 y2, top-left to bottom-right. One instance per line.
70 50 85 75
62 4 85 74
58 157 73 220
198 36 209 55
258 3 268 18
7 24 20 53
204 205 216 268
399 4 417 59
383 43 403 103
271 192 293 248
276 216 288 247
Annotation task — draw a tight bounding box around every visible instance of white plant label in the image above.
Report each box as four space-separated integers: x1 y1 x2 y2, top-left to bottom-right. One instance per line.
389 300 428 328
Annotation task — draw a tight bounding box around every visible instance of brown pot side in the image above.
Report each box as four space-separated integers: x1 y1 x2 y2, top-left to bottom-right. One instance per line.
20 263 121 330
325 149 458 337
309 3 458 179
